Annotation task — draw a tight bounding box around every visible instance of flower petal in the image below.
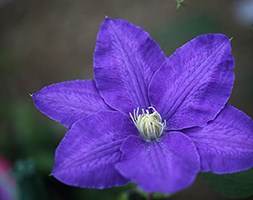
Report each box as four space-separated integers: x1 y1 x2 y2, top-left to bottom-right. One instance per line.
52 111 138 188
32 80 111 127
149 34 234 130
94 18 166 114
116 132 200 193
186 104 253 173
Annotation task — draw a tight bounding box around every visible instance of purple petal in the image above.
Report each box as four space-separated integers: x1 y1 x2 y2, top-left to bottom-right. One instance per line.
116 132 200 193
149 34 234 130
186 104 253 174
94 18 166 114
52 111 138 188
32 80 111 127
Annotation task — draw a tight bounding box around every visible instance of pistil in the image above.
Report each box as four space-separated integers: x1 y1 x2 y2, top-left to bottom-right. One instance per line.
130 107 166 141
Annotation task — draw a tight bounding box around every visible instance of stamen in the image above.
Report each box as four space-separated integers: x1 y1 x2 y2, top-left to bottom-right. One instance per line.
130 107 166 141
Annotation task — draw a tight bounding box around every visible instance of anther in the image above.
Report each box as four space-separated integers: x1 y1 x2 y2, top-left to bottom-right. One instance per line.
130 107 166 141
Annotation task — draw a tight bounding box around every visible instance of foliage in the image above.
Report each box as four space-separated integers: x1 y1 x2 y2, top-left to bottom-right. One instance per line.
202 169 253 199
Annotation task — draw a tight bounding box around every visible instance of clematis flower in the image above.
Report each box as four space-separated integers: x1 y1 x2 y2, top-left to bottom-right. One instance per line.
32 18 253 194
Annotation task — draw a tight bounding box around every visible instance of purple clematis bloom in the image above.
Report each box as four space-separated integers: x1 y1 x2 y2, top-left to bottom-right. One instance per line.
32 18 253 194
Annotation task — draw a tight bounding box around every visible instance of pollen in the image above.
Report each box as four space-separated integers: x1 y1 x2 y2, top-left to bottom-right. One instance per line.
130 107 166 141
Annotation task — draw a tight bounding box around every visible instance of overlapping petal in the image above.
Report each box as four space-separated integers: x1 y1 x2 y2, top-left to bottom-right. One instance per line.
94 18 166 114
32 80 111 127
52 111 138 188
186 104 253 173
116 132 200 193
149 34 235 130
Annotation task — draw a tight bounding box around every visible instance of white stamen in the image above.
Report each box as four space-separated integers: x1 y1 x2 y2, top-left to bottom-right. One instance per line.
130 107 166 141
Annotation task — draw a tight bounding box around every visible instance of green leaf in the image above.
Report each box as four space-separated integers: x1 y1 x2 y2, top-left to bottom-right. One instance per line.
175 0 185 10
136 187 170 199
201 169 253 199
117 193 128 200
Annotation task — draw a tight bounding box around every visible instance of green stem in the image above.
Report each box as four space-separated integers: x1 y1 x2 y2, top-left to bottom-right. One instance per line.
147 193 153 200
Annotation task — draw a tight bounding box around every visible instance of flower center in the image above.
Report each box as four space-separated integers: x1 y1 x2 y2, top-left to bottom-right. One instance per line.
130 107 166 141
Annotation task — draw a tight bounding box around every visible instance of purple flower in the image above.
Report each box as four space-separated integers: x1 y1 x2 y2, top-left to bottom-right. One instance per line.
32 18 253 194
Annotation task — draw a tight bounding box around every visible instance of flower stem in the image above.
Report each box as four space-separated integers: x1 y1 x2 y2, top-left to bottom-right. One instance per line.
147 193 153 200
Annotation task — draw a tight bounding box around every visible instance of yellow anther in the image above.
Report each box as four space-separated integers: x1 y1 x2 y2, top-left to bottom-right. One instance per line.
130 107 166 141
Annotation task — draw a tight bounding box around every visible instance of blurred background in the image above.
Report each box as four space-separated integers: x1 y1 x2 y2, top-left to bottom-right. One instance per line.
0 0 253 199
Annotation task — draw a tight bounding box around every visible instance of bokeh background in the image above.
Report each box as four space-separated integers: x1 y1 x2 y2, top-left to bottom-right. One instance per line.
0 0 253 200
